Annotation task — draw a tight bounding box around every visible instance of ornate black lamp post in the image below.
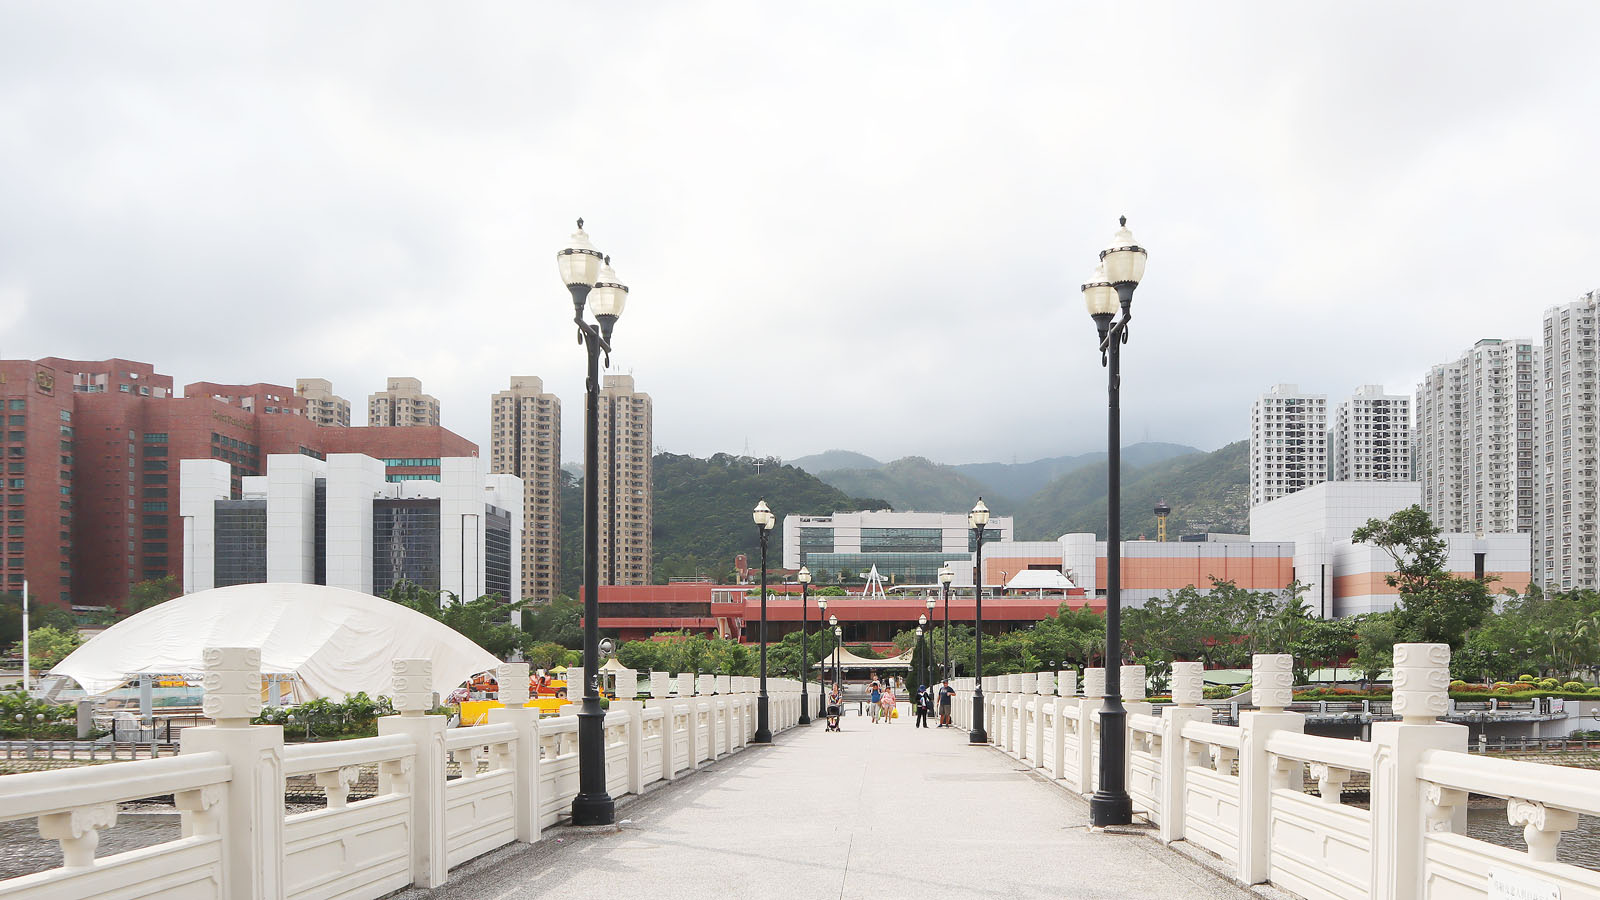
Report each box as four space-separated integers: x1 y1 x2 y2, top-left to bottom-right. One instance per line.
558 219 629 827
816 594 829 705
1081 215 1148 828
968 498 990 744
939 565 953 681
830 616 841 693
752 499 776 744
797 566 812 725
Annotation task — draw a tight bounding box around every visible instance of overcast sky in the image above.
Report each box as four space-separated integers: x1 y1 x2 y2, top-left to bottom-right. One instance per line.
3 3 1598 466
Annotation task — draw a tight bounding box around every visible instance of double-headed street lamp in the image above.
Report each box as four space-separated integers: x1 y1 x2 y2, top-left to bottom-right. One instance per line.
917 612 930 691
752 500 776 744
798 566 813 725
938 565 954 680
558 219 630 827
830 615 841 692
968 498 990 745
1080 215 1149 829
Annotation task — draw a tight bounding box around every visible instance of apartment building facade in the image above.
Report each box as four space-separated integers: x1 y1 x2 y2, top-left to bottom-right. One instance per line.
1415 339 1540 541
1250 384 1328 507
368 377 440 427
1539 292 1600 591
1330 385 1411 483
489 376 562 602
295 378 351 427
597 375 653 585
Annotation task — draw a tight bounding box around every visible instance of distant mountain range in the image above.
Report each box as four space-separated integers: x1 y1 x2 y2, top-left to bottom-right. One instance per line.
788 442 1213 526
553 441 1250 592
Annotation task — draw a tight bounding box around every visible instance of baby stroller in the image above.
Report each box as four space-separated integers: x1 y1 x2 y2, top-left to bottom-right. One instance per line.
825 690 842 732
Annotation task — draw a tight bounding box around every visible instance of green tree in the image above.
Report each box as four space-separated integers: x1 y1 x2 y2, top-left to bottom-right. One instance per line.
1351 506 1495 650
0 595 76 647
20 625 81 670
524 641 576 670
1350 614 1397 687
128 575 182 614
521 596 583 649
384 581 525 658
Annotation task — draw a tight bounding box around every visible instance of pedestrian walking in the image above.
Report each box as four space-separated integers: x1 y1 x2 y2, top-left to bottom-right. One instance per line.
826 685 842 732
880 685 897 724
915 684 931 727
868 682 882 724
937 680 955 728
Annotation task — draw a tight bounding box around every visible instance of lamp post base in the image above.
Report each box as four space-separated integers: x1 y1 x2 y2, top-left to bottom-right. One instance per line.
799 692 810 725
753 694 772 744
1088 791 1133 827
970 693 986 744
968 728 988 744
571 793 616 827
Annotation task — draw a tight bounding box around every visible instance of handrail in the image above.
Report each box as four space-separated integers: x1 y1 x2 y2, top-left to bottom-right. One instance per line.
444 722 517 751
1129 713 1162 735
1181 720 1242 750
1416 747 1600 815
0 750 231 822
541 715 579 735
1264 731 1377 772
282 733 414 777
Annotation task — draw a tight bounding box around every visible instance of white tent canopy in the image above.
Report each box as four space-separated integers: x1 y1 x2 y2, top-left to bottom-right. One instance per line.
51 583 500 702
815 647 914 671
1003 569 1077 592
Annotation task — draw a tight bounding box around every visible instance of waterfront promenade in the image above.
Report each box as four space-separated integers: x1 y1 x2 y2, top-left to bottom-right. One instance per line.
403 710 1248 900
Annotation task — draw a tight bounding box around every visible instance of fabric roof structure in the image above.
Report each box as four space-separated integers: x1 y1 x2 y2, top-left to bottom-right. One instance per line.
1003 570 1077 592
815 647 914 670
51 583 500 702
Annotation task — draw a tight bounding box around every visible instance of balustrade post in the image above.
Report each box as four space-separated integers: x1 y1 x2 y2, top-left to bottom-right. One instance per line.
1371 643 1465 900
1053 671 1076 782
1238 654 1303 884
487 662 541 844
1159 662 1211 844
178 647 284 900
1034 672 1054 766
378 658 448 889
1079 668 1106 796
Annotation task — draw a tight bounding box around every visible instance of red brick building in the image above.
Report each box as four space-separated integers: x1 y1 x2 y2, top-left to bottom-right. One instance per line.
584 582 1095 645
2 357 479 612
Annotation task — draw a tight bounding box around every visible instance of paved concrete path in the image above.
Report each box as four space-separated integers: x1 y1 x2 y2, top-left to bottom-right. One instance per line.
400 709 1250 900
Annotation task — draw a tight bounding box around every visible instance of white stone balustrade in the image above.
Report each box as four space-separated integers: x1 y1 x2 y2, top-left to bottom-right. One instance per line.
950 648 1600 900
0 656 803 900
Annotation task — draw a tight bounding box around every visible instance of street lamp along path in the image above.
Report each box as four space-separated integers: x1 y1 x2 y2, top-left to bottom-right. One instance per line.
1081 215 1148 829
558 219 631 828
968 498 990 745
752 500 776 743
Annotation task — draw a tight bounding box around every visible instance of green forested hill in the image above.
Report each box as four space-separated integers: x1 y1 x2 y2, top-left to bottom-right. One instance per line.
558 453 889 591
1017 440 1249 540
813 456 1002 514
651 453 890 582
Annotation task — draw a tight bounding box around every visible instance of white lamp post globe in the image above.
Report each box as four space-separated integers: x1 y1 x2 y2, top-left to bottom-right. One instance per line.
968 499 990 529
557 220 604 288
797 566 811 585
589 257 629 321
1100 216 1148 286
752 500 772 527
1082 261 1117 319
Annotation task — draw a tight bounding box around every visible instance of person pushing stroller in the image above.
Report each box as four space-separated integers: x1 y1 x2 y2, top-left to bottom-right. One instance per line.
825 685 842 732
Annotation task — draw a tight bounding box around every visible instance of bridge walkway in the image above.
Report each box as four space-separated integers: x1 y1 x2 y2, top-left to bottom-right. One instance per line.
399 710 1251 900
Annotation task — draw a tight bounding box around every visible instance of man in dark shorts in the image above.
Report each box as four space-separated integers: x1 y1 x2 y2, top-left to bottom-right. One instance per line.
937 680 955 727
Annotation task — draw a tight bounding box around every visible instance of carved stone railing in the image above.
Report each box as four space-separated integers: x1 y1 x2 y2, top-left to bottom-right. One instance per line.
0 651 807 900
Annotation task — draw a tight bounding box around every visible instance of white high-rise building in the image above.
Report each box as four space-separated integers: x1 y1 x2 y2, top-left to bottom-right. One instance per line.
1331 385 1412 482
1538 291 1600 590
489 376 562 603
1416 338 1540 541
1250 384 1328 507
